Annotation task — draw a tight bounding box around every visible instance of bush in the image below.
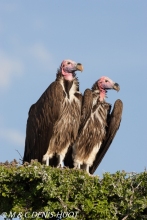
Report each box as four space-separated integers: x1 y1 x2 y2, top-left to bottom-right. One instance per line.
0 160 147 220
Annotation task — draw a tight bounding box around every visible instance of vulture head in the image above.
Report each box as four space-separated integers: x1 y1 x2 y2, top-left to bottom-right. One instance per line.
97 76 120 101
57 59 83 81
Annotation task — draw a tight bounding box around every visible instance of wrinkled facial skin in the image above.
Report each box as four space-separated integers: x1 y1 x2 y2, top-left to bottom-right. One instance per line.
60 59 83 81
97 76 120 102
98 76 120 91
98 76 115 89
61 60 77 73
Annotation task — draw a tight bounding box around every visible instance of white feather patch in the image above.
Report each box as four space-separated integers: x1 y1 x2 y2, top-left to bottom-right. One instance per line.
84 142 102 166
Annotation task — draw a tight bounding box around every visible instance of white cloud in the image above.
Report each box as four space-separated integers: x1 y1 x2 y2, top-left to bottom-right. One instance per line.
0 127 25 147
33 18 45 30
29 43 54 70
0 52 24 89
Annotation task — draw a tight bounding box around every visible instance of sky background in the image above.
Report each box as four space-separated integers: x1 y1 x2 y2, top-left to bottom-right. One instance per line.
0 1 147 218
0 0 147 179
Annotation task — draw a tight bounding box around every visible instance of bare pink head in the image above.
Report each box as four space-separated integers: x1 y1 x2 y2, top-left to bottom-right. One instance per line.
98 76 120 101
60 59 83 81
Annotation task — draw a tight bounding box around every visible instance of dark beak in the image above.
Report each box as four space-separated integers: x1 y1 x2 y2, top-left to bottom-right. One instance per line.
76 63 84 72
113 83 120 91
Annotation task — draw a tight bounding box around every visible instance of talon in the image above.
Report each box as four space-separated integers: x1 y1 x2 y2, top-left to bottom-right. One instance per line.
73 162 81 170
57 155 64 168
57 163 62 168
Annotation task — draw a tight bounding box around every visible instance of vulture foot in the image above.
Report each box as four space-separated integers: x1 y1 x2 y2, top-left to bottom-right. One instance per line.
42 154 50 166
73 162 81 170
56 155 64 168
81 164 90 174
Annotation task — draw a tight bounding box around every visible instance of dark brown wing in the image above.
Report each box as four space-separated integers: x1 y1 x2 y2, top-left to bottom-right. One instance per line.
89 99 123 174
64 89 93 168
23 81 65 164
79 89 93 134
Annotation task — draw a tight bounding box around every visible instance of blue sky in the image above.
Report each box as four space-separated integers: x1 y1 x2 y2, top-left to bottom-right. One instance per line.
0 0 147 180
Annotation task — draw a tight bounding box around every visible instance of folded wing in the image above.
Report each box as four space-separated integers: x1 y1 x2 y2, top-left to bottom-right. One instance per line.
89 99 123 174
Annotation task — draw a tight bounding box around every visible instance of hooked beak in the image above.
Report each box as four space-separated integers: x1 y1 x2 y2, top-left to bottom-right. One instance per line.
76 63 84 72
113 83 120 91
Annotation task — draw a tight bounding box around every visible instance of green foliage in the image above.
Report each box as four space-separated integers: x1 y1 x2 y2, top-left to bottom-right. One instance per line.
0 160 147 220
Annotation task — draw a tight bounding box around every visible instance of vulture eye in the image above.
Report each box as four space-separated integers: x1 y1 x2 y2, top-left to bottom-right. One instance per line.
67 62 71 64
105 80 108 82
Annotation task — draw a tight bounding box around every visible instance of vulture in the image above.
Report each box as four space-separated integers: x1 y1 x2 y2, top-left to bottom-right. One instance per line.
65 76 123 174
23 59 83 167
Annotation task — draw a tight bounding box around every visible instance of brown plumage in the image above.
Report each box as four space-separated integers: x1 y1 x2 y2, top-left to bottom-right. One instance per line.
23 59 83 167
89 99 123 174
65 76 123 174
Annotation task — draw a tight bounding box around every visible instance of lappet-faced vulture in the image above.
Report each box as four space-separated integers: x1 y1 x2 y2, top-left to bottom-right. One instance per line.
69 76 123 174
23 59 83 167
